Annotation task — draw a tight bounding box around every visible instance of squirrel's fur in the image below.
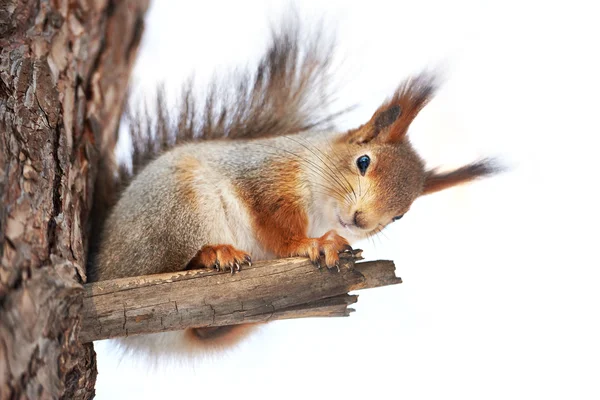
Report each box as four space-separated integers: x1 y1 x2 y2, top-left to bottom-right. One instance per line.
89 22 499 357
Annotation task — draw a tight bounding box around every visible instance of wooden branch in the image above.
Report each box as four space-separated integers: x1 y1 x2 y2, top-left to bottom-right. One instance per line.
80 252 401 343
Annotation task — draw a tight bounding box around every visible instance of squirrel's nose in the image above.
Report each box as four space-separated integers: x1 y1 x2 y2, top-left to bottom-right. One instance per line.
353 211 366 229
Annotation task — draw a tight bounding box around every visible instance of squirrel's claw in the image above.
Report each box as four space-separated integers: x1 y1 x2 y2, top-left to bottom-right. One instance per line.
325 259 341 273
231 256 251 274
227 252 252 274
291 230 350 271
195 245 251 275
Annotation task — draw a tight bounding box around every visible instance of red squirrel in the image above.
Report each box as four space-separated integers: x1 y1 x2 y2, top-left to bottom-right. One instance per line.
89 24 499 355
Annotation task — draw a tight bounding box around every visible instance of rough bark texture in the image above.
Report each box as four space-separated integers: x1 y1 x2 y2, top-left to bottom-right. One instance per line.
0 0 148 398
80 254 401 343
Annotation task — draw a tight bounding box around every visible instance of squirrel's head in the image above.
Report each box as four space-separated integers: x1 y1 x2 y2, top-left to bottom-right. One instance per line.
316 72 499 241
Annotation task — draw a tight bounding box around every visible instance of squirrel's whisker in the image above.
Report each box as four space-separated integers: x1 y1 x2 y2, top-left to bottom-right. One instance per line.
280 135 356 201
255 143 354 204
286 135 358 202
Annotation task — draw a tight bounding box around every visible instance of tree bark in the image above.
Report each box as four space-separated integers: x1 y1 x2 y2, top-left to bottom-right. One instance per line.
80 254 401 343
0 0 148 398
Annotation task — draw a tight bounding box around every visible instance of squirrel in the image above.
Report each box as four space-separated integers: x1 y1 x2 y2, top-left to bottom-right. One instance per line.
88 23 499 356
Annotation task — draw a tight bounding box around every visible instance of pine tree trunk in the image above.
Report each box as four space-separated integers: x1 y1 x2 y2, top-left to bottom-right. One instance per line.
0 0 148 398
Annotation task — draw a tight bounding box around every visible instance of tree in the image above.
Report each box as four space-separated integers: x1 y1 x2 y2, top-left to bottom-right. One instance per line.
0 1 148 398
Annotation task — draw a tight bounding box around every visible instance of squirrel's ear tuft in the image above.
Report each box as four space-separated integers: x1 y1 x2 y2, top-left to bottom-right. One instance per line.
422 159 503 195
344 72 439 144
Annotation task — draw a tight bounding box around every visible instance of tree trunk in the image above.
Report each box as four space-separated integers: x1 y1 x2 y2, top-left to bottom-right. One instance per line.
0 0 148 398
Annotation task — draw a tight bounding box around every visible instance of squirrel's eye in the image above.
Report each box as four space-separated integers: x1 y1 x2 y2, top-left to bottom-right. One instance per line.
392 214 404 222
356 155 370 175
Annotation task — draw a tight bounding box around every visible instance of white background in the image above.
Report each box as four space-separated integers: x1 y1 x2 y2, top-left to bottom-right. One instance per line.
95 1 600 399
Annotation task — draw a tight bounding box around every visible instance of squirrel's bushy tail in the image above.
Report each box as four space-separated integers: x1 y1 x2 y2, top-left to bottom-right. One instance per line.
124 19 343 180
90 19 343 351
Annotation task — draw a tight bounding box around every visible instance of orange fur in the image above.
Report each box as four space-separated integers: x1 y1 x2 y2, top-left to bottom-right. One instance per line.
235 157 349 267
190 244 251 272
236 158 306 253
287 230 350 267
377 73 437 142
345 72 437 145
185 323 261 351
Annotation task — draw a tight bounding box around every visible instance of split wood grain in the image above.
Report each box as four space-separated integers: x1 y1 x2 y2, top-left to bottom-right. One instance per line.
80 253 400 342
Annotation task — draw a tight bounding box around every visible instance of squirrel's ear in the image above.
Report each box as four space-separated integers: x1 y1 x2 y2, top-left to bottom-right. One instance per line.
422 160 501 195
344 72 438 144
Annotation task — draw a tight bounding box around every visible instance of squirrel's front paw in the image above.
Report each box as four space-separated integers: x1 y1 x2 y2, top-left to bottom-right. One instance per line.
290 230 351 271
194 245 251 274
